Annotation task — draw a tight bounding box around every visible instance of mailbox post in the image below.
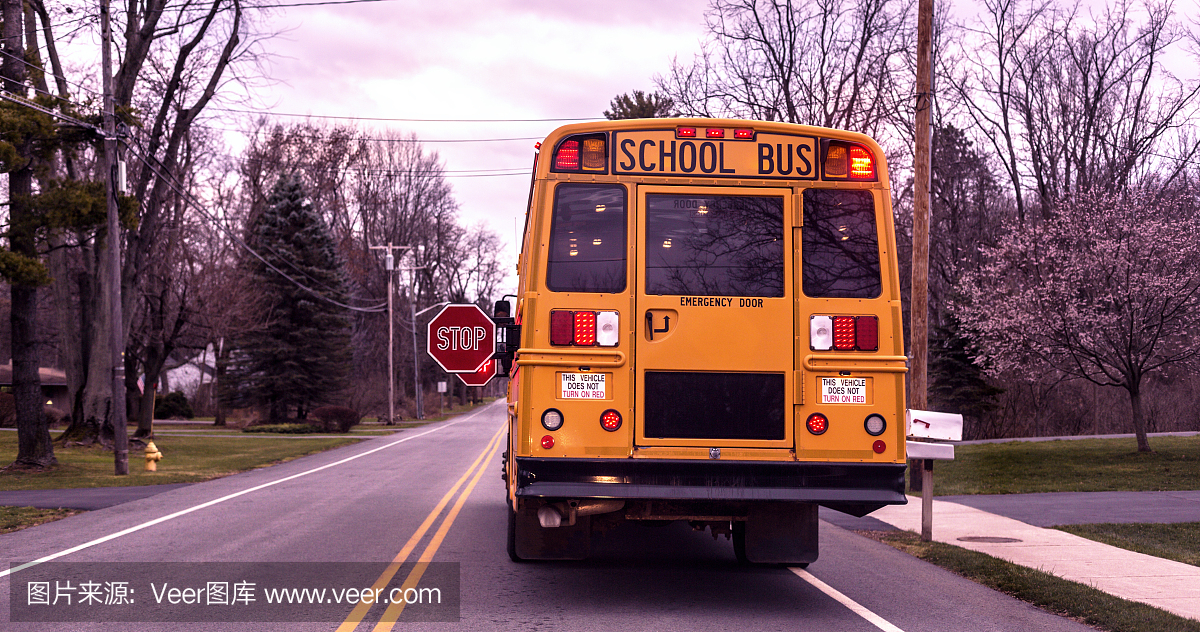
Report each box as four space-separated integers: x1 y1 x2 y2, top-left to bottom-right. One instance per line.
906 409 963 541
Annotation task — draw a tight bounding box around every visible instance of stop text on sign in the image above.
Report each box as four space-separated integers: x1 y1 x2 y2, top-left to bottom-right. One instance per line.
426 303 495 373
435 326 489 352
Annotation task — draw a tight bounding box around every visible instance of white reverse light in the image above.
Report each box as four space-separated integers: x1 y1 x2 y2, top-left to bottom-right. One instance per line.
810 315 833 351
596 311 619 347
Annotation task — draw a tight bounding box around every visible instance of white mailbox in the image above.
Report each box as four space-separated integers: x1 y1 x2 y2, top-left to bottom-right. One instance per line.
906 409 963 442
906 409 962 461
905 440 955 460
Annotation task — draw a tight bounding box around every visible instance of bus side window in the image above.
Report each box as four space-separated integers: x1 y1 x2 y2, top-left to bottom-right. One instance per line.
546 184 627 293
802 189 882 298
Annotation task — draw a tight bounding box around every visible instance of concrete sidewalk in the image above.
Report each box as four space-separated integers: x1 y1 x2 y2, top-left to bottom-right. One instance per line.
870 499 1200 622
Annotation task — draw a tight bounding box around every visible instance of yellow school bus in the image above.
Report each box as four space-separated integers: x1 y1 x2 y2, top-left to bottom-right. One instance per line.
494 118 908 564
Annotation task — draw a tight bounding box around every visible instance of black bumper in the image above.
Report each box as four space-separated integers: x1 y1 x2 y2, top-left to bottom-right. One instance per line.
515 457 906 515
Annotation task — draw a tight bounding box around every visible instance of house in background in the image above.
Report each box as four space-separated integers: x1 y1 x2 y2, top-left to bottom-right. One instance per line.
161 344 217 400
0 361 70 411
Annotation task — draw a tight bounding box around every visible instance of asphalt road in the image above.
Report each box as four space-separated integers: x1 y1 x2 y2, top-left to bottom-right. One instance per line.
2 401 1097 631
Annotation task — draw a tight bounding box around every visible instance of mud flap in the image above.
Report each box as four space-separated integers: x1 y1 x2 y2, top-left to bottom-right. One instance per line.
742 502 819 564
511 500 592 561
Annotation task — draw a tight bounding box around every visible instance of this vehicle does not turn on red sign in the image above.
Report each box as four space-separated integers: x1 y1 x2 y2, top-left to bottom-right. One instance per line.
820 377 870 404
560 372 607 399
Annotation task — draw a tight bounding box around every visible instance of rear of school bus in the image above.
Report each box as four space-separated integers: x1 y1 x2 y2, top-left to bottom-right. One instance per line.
502 118 908 564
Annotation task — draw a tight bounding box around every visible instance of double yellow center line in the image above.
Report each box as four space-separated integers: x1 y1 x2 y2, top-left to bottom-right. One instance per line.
337 423 506 632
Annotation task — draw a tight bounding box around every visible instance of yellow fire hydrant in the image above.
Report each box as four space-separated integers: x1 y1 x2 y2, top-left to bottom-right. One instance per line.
145 441 163 472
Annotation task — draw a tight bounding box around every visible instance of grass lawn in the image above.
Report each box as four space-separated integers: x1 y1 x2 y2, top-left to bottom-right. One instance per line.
0 506 81 534
0 431 362 491
864 530 1200 632
923 436 1200 495
1055 522 1200 567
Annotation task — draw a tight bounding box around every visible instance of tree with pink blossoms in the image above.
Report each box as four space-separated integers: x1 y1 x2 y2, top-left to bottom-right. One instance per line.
955 187 1200 452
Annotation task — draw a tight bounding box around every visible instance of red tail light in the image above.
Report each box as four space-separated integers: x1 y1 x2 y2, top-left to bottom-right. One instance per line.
550 310 574 346
573 311 597 346
873 440 886 454
850 146 874 179
856 316 878 351
554 140 580 170
813 314 880 352
600 409 622 431
541 435 555 449
833 317 857 351
806 413 828 435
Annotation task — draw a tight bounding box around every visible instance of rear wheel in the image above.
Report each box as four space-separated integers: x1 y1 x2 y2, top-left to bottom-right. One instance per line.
507 503 525 563
732 521 748 564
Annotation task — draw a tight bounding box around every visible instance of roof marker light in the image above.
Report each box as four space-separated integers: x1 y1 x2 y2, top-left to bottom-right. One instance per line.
734 128 754 139
582 138 606 171
677 127 697 138
706 128 724 138
850 146 874 179
555 140 580 170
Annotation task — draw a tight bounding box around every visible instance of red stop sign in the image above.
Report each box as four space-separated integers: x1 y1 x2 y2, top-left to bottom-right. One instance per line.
457 359 497 387
427 304 496 373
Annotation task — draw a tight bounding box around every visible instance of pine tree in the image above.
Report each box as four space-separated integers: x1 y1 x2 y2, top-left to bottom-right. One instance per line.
929 315 1002 439
227 175 352 423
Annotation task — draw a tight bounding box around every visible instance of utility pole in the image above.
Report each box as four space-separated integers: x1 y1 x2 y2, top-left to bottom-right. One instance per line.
370 243 400 425
399 247 426 420
371 244 426 421
912 0 934 514
101 0 129 475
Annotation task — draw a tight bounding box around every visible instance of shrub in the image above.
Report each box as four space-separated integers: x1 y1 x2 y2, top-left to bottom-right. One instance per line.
43 407 69 427
312 406 361 433
154 391 194 419
0 392 14 427
242 423 321 434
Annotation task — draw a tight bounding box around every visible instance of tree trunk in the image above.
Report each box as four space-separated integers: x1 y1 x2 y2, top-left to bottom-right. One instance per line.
79 234 118 447
214 340 228 426
1127 383 1151 453
4 0 53 469
12 284 54 468
57 255 101 443
47 237 84 423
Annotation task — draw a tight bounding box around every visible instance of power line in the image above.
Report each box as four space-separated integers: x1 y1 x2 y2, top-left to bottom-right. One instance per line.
123 140 389 314
247 0 397 6
209 106 598 123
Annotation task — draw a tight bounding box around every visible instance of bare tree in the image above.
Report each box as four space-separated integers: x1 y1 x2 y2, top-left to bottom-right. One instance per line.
948 0 1200 222
657 0 913 140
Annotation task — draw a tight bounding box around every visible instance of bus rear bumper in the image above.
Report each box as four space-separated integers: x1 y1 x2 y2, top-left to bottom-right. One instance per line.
514 457 906 517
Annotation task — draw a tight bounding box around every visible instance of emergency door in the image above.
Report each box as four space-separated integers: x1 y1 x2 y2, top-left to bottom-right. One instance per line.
634 185 795 448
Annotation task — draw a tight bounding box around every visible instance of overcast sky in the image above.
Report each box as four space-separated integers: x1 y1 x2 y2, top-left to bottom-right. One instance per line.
243 0 711 295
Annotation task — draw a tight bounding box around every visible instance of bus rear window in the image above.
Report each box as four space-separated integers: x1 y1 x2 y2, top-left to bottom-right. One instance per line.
546 184 627 293
644 194 784 297
802 189 881 298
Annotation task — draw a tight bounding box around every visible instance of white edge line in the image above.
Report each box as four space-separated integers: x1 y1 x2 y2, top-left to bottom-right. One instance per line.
791 567 906 632
1 402 501 580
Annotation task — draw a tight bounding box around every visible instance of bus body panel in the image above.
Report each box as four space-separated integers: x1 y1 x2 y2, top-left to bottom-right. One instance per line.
505 119 908 562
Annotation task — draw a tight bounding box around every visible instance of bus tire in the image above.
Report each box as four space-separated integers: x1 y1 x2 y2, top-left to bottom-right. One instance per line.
732 521 749 564
507 503 525 563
